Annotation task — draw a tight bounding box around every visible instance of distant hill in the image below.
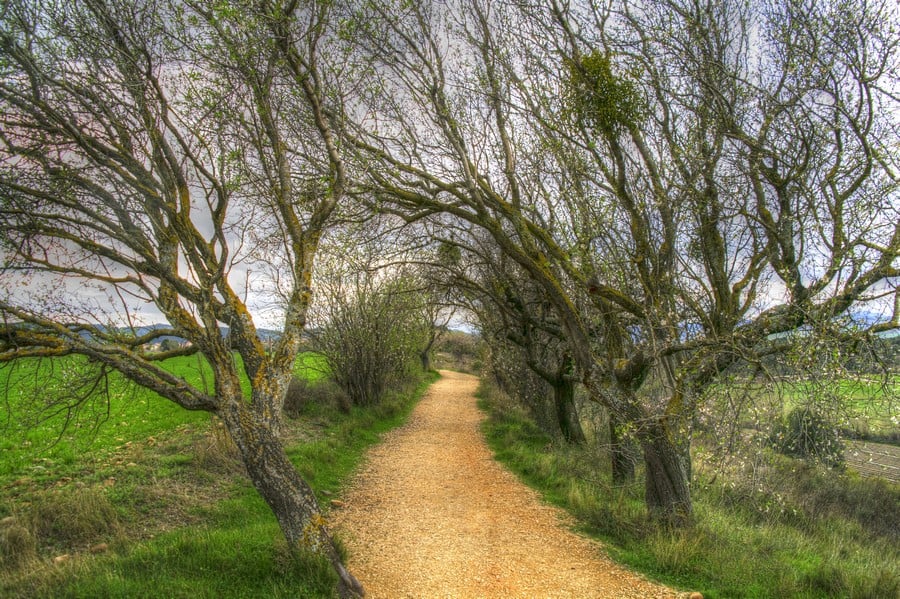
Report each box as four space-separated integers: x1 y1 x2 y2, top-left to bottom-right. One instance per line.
134 325 284 344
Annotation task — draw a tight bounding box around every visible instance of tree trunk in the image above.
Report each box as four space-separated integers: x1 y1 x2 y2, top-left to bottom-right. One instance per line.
552 378 585 444
419 350 432 372
582 379 636 482
583 371 689 519
640 420 693 527
220 403 364 597
609 417 636 483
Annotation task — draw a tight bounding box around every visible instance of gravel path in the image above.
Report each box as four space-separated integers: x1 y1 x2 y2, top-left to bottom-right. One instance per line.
331 371 678 598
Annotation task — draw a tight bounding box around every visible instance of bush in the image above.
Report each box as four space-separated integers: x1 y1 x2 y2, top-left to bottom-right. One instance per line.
283 376 311 417
770 406 844 467
433 331 481 373
315 280 426 407
282 376 351 418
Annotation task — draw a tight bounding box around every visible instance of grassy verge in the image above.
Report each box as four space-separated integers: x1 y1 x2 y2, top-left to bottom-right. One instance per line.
477 381 900 599
1 358 438 598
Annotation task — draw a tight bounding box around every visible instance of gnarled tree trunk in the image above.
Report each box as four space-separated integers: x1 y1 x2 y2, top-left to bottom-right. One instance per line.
220 401 364 598
585 373 690 520
640 420 693 527
552 377 585 444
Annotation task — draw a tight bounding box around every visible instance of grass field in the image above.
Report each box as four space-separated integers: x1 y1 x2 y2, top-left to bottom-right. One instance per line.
0 353 332 480
0 355 213 482
1 352 437 598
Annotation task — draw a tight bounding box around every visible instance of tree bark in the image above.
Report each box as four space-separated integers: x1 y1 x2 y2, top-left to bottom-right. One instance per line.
220 402 364 598
640 420 693 527
552 378 585 444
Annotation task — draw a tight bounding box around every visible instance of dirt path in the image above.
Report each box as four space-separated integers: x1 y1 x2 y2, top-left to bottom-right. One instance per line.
331 371 678 598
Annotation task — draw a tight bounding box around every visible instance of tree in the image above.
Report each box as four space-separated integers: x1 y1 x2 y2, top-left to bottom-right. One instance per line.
308 215 436 403
436 233 588 444
313 268 427 406
0 1 362 594
414 290 454 373
345 0 899 525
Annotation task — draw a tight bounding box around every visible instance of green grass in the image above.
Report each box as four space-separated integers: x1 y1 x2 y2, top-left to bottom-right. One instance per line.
0 355 216 481
477 381 900 599
776 376 898 435
0 352 334 483
1 352 437 598
294 352 329 382
9 490 340 599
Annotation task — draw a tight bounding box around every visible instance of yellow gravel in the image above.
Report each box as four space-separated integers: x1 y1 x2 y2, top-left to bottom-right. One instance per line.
331 371 680 598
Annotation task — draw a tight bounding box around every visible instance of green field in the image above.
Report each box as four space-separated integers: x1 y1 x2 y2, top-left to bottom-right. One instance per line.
776 376 899 436
703 375 899 441
0 355 213 483
0 353 332 481
1 352 435 598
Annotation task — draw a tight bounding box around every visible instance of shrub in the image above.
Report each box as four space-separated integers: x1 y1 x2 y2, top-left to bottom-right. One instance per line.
433 331 481 373
283 376 311 418
315 280 426 407
770 406 844 467
282 377 351 418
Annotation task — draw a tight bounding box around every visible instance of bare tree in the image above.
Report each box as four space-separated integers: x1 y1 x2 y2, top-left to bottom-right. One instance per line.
313 265 427 406
0 1 362 593
344 0 899 524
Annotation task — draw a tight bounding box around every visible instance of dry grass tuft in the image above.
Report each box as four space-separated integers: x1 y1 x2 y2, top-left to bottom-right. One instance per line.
0 517 37 568
26 487 119 547
192 418 243 474
283 377 351 417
